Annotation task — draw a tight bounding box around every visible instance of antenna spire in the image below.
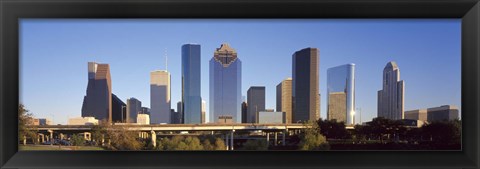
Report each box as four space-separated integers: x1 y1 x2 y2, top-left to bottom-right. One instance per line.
164 48 168 71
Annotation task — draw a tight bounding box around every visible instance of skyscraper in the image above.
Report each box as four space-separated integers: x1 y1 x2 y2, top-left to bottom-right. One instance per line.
111 93 126 123
126 97 141 123
209 43 242 123
247 86 266 123
292 48 320 123
81 62 112 123
327 64 355 125
150 70 171 124
182 44 202 124
377 61 405 120
276 78 292 123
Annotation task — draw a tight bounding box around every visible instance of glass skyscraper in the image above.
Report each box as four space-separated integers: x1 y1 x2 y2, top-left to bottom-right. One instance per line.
327 64 355 125
209 43 242 123
292 48 320 123
182 44 202 124
81 62 112 123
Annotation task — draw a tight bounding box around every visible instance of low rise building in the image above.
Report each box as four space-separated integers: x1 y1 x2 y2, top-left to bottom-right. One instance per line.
258 111 286 124
137 114 150 125
68 117 98 125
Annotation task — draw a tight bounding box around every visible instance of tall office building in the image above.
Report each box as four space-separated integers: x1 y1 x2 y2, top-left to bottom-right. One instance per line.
126 98 141 123
182 44 202 124
377 61 405 120
209 43 242 123
177 101 183 124
151 70 171 124
201 100 206 123
111 93 126 123
247 86 266 123
327 64 355 125
81 62 112 123
276 78 292 123
292 48 320 123
241 101 248 123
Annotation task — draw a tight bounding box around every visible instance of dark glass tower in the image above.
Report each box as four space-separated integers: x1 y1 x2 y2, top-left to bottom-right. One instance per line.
292 48 320 123
247 86 266 123
81 62 112 123
182 44 202 124
111 93 126 123
209 43 242 123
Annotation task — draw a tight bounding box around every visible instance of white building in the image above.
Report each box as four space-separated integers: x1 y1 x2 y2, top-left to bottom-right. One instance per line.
68 117 98 125
201 100 206 123
150 70 171 124
137 114 150 125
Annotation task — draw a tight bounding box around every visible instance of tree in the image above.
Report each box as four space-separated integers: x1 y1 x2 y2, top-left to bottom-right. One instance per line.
421 120 461 145
298 120 330 150
317 118 350 139
18 104 37 144
106 126 144 150
242 139 268 150
214 138 226 150
203 139 214 150
71 134 85 146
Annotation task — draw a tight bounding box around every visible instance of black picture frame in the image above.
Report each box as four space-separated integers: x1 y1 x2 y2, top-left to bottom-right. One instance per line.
1 0 479 168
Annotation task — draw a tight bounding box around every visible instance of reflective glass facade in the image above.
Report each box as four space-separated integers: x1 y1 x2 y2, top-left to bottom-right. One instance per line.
209 43 242 123
182 44 202 124
327 64 355 125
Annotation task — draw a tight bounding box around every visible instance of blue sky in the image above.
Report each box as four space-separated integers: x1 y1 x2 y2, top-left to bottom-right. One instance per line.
20 19 461 125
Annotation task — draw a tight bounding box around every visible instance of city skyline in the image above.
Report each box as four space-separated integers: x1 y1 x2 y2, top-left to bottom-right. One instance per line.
20 19 461 124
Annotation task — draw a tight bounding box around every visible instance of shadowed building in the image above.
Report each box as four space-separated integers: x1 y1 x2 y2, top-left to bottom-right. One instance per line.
112 93 126 123
209 43 242 123
81 62 112 123
247 86 266 123
151 70 171 124
327 64 355 125
378 61 405 120
276 78 292 123
241 101 248 123
177 101 183 124
292 48 320 123
141 107 150 115
126 98 142 123
182 44 202 124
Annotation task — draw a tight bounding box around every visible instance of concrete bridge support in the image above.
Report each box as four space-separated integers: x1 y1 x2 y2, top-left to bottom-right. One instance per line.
150 130 156 148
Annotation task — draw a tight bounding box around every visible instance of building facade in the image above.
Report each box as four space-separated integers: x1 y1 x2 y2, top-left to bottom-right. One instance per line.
427 105 459 121
150 70 171 124
137 114 150 125
81 62 112 123
182 44 202 124
247 86 266 123
258 111 286 124
126 98 142 123
292 48 320 123
327 64 355 125
377 61 405 120
201 100 206 123
112 93 126 123
177 101 183 124
404 109 428 121
276 78 292 123
209 43 242 123
68 117 98 125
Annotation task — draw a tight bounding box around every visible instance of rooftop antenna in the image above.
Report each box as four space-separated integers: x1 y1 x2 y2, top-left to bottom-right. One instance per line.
164 48 168 71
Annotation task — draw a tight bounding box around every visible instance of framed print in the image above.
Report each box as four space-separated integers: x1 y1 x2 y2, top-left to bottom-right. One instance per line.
1 0 479 168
